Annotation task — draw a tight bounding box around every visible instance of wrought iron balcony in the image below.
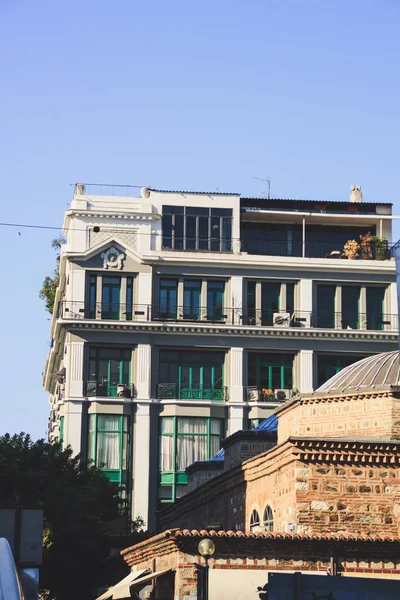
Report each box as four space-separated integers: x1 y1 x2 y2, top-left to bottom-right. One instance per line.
86 380 135 398
157 383 227 401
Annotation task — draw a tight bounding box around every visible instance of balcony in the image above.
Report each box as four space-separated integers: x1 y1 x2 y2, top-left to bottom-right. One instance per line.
86 380 135 398
59 302 398 332
156 383 227 401
60 302 151 321
240 239 393 260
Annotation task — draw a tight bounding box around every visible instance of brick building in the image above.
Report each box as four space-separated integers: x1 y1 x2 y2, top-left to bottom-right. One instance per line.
117 529 400 600
159 350 400 536
102 350 400 599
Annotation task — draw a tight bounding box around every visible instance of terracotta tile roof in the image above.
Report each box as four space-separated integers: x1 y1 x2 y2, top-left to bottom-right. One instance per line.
121 528 400 557
169 529 400 543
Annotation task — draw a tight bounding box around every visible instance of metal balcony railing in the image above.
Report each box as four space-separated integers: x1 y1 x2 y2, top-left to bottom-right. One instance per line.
240 239 393 260
59 303 398 332
311 311 398 332
86 380 135 398
157 383 227 401
60 302 152 321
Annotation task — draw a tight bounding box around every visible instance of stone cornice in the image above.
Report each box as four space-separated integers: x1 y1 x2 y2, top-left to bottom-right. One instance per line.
276 388 399 418
67 210 160 221
55 319 398 342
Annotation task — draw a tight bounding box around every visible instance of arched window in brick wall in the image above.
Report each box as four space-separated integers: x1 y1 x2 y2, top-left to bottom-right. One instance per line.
263 505 274 532
250 509 261 531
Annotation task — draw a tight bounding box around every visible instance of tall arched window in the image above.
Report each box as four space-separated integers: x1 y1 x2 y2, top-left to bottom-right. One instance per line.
250 509 260 531
263 505 274 532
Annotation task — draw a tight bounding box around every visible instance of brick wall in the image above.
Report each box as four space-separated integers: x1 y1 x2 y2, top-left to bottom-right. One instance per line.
278 392 400 445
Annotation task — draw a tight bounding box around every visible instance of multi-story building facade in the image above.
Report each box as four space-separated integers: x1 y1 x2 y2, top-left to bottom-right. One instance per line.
43 183 398 529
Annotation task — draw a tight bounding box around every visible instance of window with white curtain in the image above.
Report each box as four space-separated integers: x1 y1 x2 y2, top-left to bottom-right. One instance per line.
159 416 223 504
88 414 129 478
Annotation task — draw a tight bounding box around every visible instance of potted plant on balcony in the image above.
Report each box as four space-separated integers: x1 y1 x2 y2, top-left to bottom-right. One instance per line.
343 239 360 260
262 388 274 401
359 231 373 259
371 235 387 260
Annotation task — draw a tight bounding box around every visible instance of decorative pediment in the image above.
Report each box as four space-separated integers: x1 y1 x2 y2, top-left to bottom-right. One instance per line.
101 246 125 270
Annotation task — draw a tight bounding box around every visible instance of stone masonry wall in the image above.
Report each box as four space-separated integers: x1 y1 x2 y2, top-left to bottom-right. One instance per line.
278 392 400 445
294 461 400 536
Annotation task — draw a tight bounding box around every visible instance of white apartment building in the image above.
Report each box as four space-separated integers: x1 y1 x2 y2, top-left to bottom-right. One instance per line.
43 183 398 530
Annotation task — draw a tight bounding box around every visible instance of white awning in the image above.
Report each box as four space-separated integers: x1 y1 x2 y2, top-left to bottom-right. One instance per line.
127 568 172 594
95 569 149 600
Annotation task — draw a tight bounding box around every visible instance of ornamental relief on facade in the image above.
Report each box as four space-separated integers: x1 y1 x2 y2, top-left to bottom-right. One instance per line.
101 246 125 270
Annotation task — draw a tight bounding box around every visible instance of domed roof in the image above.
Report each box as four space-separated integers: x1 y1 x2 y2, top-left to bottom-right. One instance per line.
317 350 400 394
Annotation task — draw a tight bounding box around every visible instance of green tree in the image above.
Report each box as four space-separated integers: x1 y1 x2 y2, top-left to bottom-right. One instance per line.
0 433 123 600
39 237 65 314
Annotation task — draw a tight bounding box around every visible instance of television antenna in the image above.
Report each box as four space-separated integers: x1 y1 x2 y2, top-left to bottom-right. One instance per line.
252 176 271 199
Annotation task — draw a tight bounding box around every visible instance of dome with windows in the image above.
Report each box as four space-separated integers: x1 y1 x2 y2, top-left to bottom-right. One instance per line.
317 350 400 395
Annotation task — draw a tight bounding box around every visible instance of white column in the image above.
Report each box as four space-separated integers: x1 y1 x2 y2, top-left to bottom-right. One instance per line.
136 272 152 318
298 350 314 393
229 347 243 402
298 279 313 314
136 344 151 399
64 401 83 455
132 403 151 524
67 341 84 398
69 268 86 303
230 275 243 325
228 405 244 436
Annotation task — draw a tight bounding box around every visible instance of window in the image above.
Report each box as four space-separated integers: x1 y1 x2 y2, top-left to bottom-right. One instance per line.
162 206 232 252
158 350 225 400
159 279 178 319
261 282 280 325
88 414 130 493
316 284 336 328
126 277 133 320
248 353 294 390
183 280 201 320
207 281 225 320
88 274 97 318
366 287 385 330
59 416 64 446
342 286 360 329
87 347 131 397
159 416 222 504
263 505 274 531
250 509 261 531
316 354 367 388
102 277 121 320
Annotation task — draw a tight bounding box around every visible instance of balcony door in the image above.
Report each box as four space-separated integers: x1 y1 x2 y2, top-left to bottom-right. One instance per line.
316 284 336 328
102 277 121 320
183 281 201 320
158 350 225 400
159 280 178 319
261 282 280 325
366 287 385 330
88 348 130 397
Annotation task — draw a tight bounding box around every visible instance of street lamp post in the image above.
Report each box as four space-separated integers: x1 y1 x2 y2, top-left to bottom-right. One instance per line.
197 539 215 600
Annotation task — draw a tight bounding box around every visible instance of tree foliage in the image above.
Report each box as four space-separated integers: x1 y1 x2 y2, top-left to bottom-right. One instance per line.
0 433 122 600
39 237 65 314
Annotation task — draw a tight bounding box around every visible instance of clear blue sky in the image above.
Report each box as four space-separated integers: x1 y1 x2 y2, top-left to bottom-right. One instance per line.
1 0 399 439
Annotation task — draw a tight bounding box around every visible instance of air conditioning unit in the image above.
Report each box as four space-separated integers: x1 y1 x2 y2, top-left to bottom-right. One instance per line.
273 312 290 327
117 384 127 398
274 388 290 402
247 388 260 402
